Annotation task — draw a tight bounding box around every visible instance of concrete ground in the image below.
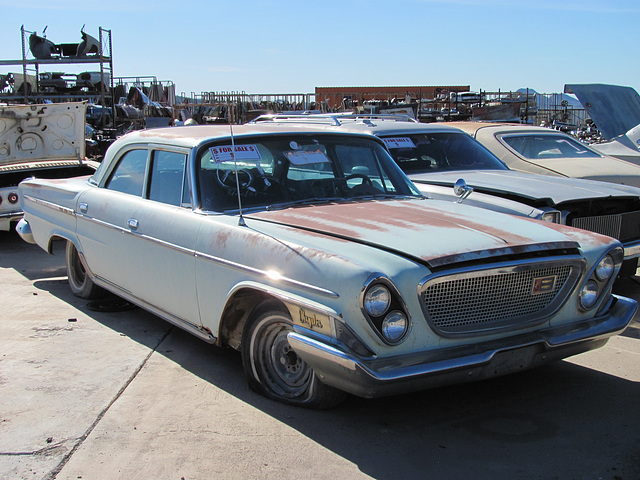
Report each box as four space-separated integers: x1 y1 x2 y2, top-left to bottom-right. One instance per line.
1 230 639 480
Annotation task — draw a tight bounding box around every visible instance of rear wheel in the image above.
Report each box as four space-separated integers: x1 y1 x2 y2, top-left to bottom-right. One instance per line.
65 241 102 299
241 302 346 409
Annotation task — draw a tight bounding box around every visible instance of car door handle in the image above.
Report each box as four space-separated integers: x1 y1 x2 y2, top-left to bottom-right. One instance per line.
127 218 139 230
79 203 88 214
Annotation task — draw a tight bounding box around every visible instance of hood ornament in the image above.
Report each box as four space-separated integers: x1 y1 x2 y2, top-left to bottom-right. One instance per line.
453 178 473 203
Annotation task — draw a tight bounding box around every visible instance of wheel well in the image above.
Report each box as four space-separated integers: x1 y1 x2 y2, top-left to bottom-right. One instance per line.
217 288 288 350
47 235 70 254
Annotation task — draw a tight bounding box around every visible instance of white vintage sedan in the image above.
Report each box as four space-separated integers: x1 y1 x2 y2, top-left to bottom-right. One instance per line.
17 124 637 408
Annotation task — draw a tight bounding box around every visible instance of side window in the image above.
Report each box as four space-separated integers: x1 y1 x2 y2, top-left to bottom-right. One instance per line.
148 151 187 206
106 149 148 196
182 169 191 206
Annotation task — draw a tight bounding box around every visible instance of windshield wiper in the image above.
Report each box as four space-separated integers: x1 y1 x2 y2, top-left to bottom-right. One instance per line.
266 197 344 210
348 193 422 201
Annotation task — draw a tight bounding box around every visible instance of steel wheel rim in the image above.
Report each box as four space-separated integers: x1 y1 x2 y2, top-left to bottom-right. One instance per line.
252 316 312 398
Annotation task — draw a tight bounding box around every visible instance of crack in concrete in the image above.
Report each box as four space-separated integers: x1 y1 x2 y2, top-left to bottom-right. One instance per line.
0 439 74 457
40 326 174 480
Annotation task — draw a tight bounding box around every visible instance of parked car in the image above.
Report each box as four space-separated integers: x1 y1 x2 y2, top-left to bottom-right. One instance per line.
17 124 636 408
0 102 99 231
448 122 640 188
251 115 640 276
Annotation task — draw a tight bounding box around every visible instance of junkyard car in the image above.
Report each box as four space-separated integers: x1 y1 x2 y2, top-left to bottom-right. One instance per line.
0 102 98 231
449 122 640 188
17 124 637 408
252 115 640 276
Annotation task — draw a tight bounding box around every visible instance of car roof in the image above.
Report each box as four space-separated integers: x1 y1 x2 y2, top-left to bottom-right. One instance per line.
108 123 384 150
327 119 465 135
447 121 571 136
250 114 465 135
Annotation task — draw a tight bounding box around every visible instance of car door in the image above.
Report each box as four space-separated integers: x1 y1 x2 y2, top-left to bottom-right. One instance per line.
76 146 202 327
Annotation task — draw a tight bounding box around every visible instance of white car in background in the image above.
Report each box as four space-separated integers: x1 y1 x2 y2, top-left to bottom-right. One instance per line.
251 115 640 276
449 122 640 188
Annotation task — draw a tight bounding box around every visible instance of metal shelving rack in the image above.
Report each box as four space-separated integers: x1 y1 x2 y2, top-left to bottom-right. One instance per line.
0 26 114 109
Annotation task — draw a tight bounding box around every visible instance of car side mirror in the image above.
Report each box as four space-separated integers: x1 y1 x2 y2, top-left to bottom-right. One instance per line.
453 178 473 203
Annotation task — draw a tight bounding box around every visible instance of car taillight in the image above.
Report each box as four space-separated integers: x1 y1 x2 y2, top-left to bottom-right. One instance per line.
8 192 18 204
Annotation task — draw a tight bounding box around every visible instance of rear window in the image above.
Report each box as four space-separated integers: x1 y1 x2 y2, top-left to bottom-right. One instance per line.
500 134 602 159
382 132 507 173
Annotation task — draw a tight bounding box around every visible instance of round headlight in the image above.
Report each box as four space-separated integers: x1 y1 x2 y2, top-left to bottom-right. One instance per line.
580 280 599 309
595 255 615 281
364 284 391 317
381 310 408 342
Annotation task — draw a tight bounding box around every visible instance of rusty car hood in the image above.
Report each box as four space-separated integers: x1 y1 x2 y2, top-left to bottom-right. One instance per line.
0 102 86 166
246 198 593 268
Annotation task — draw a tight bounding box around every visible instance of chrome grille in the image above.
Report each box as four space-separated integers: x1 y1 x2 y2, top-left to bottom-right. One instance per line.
571 211 640 243
421 263 576 336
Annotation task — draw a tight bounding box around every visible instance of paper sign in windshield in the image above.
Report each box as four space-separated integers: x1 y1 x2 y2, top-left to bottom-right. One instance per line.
210 145 262 164
383 137 416 149
285 149 330 165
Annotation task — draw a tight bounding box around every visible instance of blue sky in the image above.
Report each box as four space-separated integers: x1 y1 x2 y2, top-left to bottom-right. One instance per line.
1 0 638 97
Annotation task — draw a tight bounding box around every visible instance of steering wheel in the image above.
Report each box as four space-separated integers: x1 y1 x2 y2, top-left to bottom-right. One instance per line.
217 167 253 191
345 173 373 188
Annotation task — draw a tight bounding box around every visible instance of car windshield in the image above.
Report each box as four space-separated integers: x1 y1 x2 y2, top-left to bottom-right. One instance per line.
381 132 508 174
197 134 421 212
500 133 602 159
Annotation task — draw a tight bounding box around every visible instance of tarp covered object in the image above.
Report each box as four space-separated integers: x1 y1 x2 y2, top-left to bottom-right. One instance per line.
565 83 640 140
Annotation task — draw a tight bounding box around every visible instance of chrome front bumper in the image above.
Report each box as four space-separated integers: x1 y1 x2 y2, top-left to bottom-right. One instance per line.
288 294 637 399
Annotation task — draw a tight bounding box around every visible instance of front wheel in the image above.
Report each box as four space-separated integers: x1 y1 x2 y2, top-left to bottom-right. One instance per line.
65 241 103 299
241 303 346 409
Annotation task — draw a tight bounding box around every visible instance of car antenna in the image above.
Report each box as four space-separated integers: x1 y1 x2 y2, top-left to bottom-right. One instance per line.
229 122 246 226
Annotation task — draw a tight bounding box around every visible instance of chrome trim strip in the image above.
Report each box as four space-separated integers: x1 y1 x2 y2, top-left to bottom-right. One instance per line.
196 251 339 298
79 214 124 232
23 195 75 216
0 211 23 219
92 274 216 344
76 213 338 298
92 274 133 295
77 214 195 256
